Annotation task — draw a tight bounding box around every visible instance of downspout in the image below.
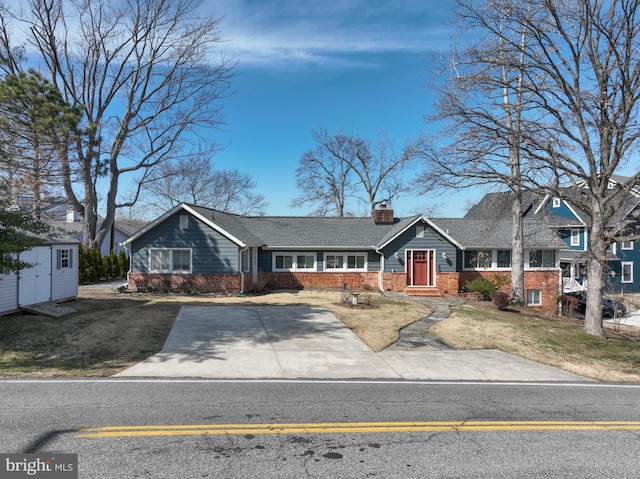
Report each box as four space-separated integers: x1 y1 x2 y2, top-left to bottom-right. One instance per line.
375 248 386 292
239 246 249 294
120 241 132 287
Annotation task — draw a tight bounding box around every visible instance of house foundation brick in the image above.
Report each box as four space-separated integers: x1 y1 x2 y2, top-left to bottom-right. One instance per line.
128 269 560 311
128 273 242 293
458 270 560 311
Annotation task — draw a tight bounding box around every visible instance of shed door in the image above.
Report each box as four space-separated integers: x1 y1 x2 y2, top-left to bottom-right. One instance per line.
18 247 52 306
407 250 435 287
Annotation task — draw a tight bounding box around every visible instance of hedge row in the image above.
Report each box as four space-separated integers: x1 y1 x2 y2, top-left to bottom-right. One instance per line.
79 247 128 283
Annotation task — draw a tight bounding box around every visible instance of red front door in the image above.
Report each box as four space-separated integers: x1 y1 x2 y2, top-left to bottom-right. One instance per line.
407 250 435 286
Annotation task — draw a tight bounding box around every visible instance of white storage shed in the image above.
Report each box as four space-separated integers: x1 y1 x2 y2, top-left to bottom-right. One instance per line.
0 239 79 315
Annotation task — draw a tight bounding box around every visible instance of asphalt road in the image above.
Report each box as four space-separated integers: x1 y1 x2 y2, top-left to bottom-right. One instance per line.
2 380 640 478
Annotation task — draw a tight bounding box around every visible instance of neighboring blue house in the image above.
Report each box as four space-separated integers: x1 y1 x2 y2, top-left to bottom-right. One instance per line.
465 176 640 294
122 203 562 310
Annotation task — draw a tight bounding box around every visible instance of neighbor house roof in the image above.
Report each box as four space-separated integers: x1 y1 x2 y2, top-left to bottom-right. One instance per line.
464 191 539 220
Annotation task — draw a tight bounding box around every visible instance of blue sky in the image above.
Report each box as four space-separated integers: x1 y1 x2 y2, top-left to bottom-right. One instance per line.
205 0 479 217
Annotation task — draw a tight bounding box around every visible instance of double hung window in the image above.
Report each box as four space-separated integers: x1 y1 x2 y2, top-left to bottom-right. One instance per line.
150 249 192 273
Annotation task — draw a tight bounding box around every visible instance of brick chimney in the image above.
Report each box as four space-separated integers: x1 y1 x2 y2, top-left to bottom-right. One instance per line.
371 204 394 224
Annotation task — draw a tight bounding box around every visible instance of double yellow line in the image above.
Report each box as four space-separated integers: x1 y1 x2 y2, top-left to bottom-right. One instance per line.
76 421 640 438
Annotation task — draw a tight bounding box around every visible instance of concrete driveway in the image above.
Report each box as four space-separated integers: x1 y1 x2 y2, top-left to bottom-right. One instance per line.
115 305 592 381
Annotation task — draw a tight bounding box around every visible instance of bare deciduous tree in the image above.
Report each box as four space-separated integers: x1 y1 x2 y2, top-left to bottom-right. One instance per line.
0 0 235 248
420 0 540 305
291 128 356 216
140 151 268 216
292 128 420 216
425 0 640 337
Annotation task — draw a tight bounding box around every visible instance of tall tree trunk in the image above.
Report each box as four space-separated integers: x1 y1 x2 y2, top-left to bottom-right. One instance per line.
585 205 607 338
510 185 525 305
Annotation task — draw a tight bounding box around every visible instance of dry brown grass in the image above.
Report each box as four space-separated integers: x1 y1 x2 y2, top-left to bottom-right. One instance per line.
432 302 640 383
0 287 432 377
4 285 639 382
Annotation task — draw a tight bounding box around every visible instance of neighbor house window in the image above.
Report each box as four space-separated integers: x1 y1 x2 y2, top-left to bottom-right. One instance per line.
527 289 542 306
324 253 366 271
570 229 580 246
416 225 425 238
621 241 633 250
464 250 492 269
150 249 191 273
179 215 189 229
496 250 511 268
529 250 556 268
622 262 633 283
273 253 317 271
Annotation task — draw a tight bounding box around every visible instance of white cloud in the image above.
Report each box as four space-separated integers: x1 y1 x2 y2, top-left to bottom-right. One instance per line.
212 0 452 68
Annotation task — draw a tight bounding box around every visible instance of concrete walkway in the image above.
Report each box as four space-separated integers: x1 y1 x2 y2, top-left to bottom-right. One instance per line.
115 300 592 382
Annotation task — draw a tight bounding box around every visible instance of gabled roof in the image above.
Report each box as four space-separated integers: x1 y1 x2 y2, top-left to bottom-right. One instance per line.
123 204 416 249
376 215 464 250
123 204 257 247
124 203 565 251
430 218 563 249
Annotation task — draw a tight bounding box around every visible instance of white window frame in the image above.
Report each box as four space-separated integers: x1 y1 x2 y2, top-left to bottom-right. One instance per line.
463 249 493 270
59 249 71 269
272 252 317 272
149 248 192 273
621 241 634 250
496 250 511 269
622 262 634 283
323 252 367 272
527 289 542 306
527 250 557 269
570 229 580 246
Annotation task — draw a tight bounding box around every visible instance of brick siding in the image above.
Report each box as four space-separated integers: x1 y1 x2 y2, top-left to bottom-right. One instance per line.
128 269 560 311
128 273 241 293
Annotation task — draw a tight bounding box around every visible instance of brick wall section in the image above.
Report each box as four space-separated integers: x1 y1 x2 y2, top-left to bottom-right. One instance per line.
128 273 241 293
259 272 380 291
459 270 560 311
129 269 560 311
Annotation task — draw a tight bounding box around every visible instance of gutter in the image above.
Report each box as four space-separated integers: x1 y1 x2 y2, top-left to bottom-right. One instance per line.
375 247 386 292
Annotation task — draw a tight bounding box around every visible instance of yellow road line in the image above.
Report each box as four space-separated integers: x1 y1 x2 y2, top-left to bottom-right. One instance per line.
75 421 640 438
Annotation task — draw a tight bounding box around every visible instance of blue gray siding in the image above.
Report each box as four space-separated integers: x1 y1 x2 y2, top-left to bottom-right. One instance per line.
547 200 580 220
131 212 240 274
607 242 640 293
382 221 457 272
